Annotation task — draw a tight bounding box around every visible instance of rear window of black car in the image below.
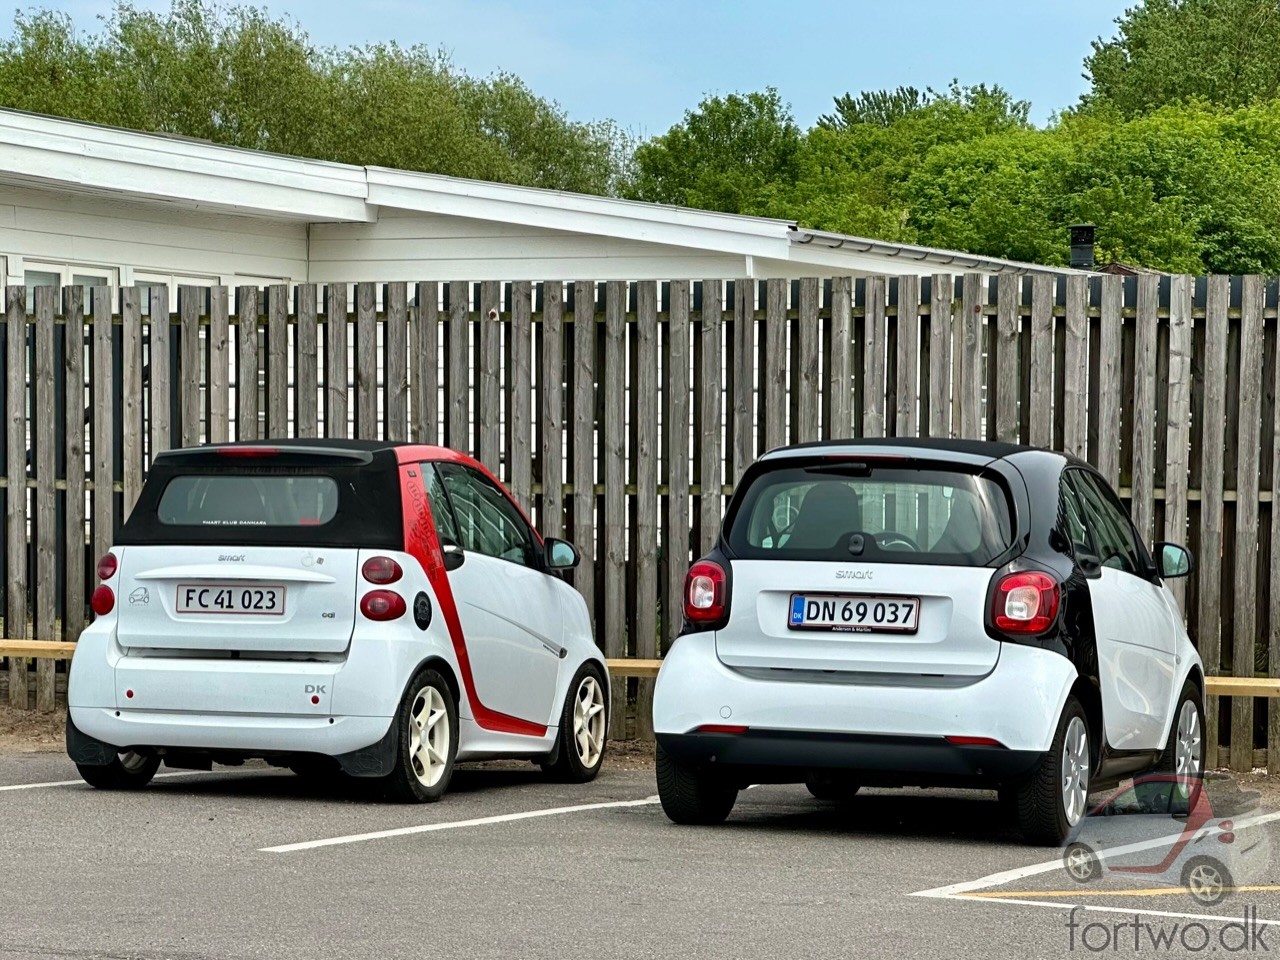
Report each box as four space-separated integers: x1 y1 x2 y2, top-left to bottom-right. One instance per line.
158 475 340 527
118 458 403 549
727 464 1013 566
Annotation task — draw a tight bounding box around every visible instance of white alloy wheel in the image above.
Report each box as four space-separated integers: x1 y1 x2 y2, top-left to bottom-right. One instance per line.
1186 862 1227 904
1061 715 1090 826
408 685 451 788
1176 699 1203 779
573 675 606 768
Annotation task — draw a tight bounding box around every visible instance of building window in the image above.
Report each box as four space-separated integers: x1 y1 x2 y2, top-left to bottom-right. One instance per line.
23 260 116 311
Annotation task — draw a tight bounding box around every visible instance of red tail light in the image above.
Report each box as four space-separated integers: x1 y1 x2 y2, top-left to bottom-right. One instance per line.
91 585 115 616
1218 820 1235 844
362 556 403 585
96 552 118 581
991 571 1060 634
684 560 728 626
360 590 406 621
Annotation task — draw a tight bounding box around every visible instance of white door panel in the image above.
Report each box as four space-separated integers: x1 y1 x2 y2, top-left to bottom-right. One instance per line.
448 552 563 725
1092 567 1178 751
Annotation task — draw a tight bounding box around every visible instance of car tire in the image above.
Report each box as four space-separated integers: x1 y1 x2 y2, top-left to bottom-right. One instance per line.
1182 856 1232 906
1014 695 1090 846
76 750 161 790
541 663 608 784
1063 842 1101 883
805 774 861 803
381 668 458 803
1158 679 1205 786
655 742 738 825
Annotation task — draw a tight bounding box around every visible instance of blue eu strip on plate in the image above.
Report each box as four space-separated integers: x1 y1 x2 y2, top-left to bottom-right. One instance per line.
790 595 806 625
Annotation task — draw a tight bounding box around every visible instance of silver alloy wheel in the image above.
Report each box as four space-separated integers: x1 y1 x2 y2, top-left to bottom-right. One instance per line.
119 750 150 774
1176 699 1203 779
1064 844 1097 882
1186 862 1226 903
1061 716 1090 826
407 685 450 788
572 675 606 769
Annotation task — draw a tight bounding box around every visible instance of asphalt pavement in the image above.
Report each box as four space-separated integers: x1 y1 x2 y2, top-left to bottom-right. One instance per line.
2 751 1279 960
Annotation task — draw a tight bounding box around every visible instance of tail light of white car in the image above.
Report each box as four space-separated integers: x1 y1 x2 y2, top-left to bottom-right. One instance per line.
683 558 730 631
91 552 118 616
988 569 1060 637
360 556 406 621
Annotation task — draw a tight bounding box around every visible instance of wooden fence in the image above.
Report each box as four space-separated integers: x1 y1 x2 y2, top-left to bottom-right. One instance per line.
0 274 1276 770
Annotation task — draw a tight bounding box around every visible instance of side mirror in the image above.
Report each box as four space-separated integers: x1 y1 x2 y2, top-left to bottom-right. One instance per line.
544 537 580 571
1155 542 1194 579
1073 542 1102 579
441 538 465 572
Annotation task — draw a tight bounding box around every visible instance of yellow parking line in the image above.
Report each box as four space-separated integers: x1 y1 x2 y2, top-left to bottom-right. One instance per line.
964 886 1280 899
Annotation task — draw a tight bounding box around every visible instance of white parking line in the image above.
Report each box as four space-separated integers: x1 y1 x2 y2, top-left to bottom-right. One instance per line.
0 769 261 793
261 795 661 853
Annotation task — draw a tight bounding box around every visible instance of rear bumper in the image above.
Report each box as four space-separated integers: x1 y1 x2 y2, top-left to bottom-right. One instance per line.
653 632 1078 769
657 729 1043 787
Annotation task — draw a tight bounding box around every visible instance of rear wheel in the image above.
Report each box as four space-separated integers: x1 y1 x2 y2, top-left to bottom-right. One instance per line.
1182 857 1232 905
655 743 738 825
382 669 458 803
1158 680 1205 786
542 664 608 783
1013 696 1090 846
1063 842 1101 883
76 750 161 790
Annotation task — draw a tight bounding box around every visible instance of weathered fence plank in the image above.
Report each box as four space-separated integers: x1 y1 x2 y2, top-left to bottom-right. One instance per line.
634 281 659 740
895 275 920 439
296 284 319 440
1132 274 1160 545
63 286 86 650
179 286 201 447
33 287 55 711
385 282 409 443
149 286 171 460
478 281 502 471
539 282 563 536
666 279 691 646
863 275 887 438
958 273 984 440
994 274 1020 444
412 281 439 445
355 282 377 440
324 284 348 440
6 287 26 705
122 287 144 510
1164 275 1194 614
1232 276 1265 772
91 286 115 563
571 281 595 616
1096 276 1123 487
235 286 259 443
927 274 951 439
700 281 724 553
763 278 787 452
267 285 288 438
208 287 229 443
508 281 532 508
603 281 627 739
1202 275 1229 769
447 281 468 451
1063 275 1089 459
1029 275 1055 449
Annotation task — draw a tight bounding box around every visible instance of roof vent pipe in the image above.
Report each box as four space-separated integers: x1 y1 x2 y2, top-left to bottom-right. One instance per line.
1069 224 1096 270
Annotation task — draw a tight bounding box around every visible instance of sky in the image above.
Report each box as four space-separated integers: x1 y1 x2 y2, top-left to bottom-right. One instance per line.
34 0 1132 132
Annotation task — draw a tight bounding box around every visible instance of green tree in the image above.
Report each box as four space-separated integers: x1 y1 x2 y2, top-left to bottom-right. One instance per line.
626 88 801 214
1084 0 1280 115
0 1 624 194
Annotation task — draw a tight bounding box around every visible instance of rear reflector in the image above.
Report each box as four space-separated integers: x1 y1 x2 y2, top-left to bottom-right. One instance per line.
360 590 406 621
695 724 748 734
945 735 1005 747
90 585 114 616
217 446 279 458
96 552 118 581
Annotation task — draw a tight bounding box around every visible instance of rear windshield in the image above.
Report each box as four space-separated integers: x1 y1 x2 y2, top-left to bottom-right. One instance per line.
117 459 403 549
727 465 1013 566
158 476 339 527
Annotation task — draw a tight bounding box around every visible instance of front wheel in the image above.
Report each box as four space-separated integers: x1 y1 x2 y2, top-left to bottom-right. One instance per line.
655 743 738 825
1159 680 1205 787
381 668 458 803
76 750 161 790
1013 696 1091 846
542 664 608 783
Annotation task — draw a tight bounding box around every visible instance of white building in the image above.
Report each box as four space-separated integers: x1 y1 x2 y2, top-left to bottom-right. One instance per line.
0 107 1074 304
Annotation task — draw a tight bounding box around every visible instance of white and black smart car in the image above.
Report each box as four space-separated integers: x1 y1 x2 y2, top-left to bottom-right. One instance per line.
67 441 609 801
653 439 1204 844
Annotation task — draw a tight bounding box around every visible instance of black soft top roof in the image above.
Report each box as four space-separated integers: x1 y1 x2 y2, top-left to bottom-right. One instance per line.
771 437 1042 460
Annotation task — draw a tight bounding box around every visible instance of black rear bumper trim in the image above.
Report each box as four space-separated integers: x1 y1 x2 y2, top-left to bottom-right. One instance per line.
656 729 1043 788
